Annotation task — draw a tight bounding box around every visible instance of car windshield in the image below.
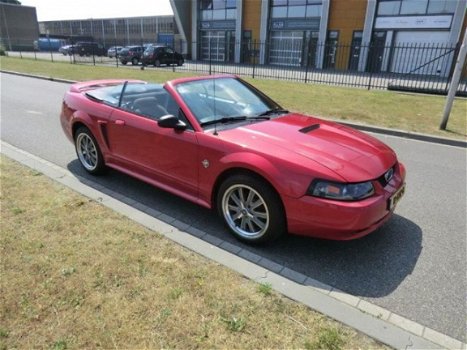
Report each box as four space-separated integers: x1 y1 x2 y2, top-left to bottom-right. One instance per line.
175 77 282 126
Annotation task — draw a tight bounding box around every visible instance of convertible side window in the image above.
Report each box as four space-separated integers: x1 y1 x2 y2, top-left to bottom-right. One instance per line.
119 83 168 121
117 83 193 130
131 96 168 120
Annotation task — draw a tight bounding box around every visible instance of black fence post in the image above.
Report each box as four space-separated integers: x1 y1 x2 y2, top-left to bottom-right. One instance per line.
304 39 310 83
367 42 373 90
172 40 176 72
47 37 53 62
115 38 119 68
92 45 96 66
209 41 212 75
72 39 76 64
252 39 256 79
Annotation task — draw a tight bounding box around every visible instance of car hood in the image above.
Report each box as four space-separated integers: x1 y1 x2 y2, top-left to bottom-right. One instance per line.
219 114 396 182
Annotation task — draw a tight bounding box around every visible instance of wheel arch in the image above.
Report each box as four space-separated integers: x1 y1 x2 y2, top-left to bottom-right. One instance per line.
70 110 99 140
211 167 286 217
72 120 89 139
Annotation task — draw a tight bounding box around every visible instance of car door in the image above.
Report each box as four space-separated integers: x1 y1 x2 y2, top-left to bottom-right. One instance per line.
106 85 199 198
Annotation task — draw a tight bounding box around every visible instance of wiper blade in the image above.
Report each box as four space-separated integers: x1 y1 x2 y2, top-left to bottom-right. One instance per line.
200 116 248 127
200 115 271 127
257 108 289 117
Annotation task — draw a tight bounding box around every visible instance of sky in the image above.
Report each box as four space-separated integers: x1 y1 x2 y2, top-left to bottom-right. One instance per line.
20 0 174 21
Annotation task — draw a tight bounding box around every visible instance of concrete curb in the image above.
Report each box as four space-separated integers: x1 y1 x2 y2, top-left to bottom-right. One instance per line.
2 140 465 350
1 69 465 148
336 121 467 148
0 69 76 84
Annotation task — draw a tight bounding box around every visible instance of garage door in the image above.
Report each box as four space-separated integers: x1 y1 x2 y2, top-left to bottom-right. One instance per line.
390 31 452 76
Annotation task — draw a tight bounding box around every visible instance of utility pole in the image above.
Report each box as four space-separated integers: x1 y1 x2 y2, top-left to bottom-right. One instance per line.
440 31 467 130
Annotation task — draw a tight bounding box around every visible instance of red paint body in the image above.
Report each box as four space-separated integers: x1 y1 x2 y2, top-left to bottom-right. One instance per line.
61 75 406 240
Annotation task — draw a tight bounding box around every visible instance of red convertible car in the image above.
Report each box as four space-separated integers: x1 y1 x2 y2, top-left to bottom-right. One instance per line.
60 75 406 244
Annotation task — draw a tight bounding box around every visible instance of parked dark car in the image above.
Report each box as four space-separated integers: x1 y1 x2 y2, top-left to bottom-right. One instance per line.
72 42 106 57
119 46 144 65
142 45 184 67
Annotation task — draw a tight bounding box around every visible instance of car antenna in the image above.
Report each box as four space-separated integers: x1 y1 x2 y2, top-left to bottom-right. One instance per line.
213 77 218 136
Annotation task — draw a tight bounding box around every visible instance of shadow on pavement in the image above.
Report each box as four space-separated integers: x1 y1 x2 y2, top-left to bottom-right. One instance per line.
67 159 422 299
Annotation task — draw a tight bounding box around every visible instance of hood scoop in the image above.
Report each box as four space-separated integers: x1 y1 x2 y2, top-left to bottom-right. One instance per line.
299 123 320 134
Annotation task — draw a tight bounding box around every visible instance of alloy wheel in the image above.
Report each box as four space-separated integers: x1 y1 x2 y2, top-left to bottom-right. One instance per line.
222 184 270 239
76 133 98 171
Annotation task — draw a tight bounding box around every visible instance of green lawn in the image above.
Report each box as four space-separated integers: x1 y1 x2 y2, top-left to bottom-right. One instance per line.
1 56 466 139
0 156 389 349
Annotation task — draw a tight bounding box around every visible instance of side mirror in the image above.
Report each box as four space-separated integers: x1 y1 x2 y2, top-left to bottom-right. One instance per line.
158 114 187 131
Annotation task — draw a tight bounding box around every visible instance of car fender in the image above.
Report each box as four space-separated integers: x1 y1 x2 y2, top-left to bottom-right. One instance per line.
212 151 308 200
70 111 109 153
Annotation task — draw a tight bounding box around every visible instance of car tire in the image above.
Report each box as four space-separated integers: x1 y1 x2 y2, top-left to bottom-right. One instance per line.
121 61 127 65
74 127 107 175
131 57 139 65
177 59 183 66
217 174 286 244
155 59 161 67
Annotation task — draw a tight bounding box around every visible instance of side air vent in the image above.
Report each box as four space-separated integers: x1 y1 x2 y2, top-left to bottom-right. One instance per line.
299 124 320 133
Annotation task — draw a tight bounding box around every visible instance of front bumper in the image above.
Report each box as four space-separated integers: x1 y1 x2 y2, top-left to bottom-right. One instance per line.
283 162 406 240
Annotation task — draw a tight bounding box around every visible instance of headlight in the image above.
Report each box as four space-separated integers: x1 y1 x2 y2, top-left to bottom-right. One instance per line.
308 180 374 201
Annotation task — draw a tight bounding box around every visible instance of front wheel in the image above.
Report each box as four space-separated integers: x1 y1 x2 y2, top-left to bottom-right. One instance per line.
177 59 184 66
74 127 107 175
131 57 139 65
154 59 161 67
217 174 286 244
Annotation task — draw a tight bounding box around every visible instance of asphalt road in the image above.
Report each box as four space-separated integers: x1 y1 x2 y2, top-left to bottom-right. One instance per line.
1 72 466 342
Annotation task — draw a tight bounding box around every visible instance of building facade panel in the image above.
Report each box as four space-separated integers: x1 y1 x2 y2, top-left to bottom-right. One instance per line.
170 0 466 77
0 3 39 50
39 16 176 47
197 0 240 62
367 0 466 76
327 0 367 70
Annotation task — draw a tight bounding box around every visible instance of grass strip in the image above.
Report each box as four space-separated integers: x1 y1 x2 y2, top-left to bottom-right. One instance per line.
1 56 465 139
0 155 389 349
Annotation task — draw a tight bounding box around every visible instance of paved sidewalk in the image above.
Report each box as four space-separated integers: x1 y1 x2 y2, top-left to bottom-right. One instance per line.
2 140 465 350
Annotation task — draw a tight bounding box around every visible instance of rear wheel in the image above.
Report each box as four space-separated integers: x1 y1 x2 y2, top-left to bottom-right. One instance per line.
177 59 184 66
121 60 127 65
74 127 107 175
217 174 285 244
155 59 161 67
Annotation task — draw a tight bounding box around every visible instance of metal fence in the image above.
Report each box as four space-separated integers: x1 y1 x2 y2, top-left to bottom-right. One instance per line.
3 37 467 97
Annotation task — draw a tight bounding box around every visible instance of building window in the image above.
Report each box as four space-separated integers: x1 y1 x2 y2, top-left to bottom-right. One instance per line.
377 0 456 16
200 0 236 21
378 1 401 15
400 0 428 15
271 0 322 18
427 0 457 14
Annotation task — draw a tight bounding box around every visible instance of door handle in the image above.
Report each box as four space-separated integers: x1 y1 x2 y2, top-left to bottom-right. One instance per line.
115 119 125 126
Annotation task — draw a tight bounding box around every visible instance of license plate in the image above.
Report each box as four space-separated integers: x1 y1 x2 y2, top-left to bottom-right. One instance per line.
388 183 405 210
